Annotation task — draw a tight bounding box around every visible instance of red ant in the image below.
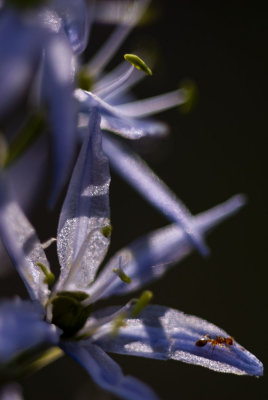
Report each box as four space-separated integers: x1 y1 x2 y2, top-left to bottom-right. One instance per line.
195 334 233 349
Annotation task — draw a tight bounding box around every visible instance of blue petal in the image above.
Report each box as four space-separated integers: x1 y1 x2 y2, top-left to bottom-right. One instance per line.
62 342 159 400
42 33 77 207
0 298 59 364
89 195 245 300
56 109 111 292
52 0 91 54
94 305 263 376
0 172 52 305
102 133 208 255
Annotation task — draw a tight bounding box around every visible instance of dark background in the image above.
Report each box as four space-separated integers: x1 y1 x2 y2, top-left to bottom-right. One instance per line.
1 1 267 399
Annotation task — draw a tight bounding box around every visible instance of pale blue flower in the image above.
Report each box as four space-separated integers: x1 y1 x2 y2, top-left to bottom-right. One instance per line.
0 0 206 257
0 110 262 399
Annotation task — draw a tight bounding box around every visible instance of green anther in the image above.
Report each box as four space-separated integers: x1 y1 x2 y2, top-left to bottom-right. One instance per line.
131 290 153 318
3 112 46 168
111 312 127 337
101 224 112 238
36 262 55 289
56 291 89 302
6 0 48 10
124 54 152 76
113 268 132 284
77 69 93 91
179 79 198 114
51 292 92 338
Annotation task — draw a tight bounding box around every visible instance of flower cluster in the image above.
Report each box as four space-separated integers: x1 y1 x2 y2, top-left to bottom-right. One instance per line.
0 1 263 399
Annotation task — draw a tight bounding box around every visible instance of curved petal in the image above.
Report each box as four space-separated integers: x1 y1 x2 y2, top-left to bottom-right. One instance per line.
56 109 111 292
102 134 208 255
89 195 245 300
52 0 91 54
62 342 159 400
42 33 77 207
0 173 51 305
0 298 59 364
93 305 263 376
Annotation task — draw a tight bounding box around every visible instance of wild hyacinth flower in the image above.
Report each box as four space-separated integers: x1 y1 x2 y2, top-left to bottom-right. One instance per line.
0 0 207 279
0 110 263 399
76 53 210 256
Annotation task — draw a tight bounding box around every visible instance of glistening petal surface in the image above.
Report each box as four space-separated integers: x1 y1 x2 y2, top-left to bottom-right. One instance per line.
94 305 263 376
62 342 159 400
89 195 245 300
0 173 51 305
56 109 110 291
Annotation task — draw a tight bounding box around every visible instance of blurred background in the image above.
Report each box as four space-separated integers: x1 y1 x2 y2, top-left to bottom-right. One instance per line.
0 1 267 399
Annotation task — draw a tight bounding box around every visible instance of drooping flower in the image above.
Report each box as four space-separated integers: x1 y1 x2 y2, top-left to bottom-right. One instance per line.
0 109 262 399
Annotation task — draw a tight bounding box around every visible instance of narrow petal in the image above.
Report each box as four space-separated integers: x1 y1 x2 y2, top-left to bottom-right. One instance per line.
0 298 58 364
89 195 245 300
62 342 159 400
94 305 263 376
56 109 111 292
76 89 166 139
102 134 208 255
0 173 52 305
42 33 77 207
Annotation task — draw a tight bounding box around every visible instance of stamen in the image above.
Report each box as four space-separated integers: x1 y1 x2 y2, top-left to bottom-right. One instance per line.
95 64 135 99
41 237 57 250
101 224 112 238
179 79 198 114
131 290 153 317
113 255 131 284
36 262 55 289
110 312 127 337
115 88 187 118
124 54 152 76
86 0 150 77
113 268 132 284
77 69 94 92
